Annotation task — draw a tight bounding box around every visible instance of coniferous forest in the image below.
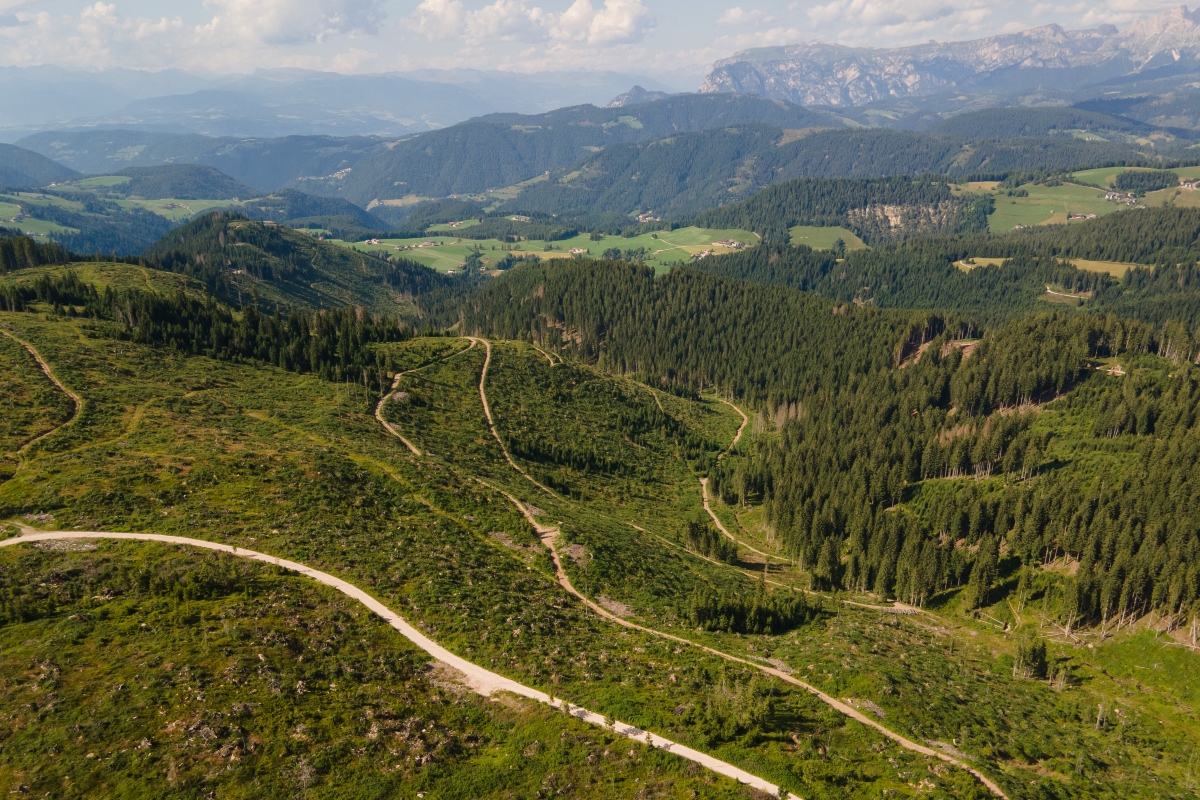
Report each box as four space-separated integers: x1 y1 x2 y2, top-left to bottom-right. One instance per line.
7 121 1200 800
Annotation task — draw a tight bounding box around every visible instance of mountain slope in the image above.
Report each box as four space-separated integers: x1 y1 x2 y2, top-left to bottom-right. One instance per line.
0 143 80 188
112 164 258 200
500 126 1158 220
143 212 449 314
700 7 1200 108
16 130 384 194
310 94 844 206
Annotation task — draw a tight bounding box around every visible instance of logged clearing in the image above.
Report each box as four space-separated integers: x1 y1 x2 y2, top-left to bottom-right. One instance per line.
788 225 868 251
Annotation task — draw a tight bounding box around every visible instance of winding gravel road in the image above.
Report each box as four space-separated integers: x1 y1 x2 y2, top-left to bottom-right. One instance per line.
0 527 796 799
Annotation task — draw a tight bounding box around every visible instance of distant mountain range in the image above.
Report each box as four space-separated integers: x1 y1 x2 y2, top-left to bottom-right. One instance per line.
700 7 1200 116
0 68 676 141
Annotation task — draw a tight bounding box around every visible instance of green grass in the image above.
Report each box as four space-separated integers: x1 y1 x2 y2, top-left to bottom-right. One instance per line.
988 184 1116 232
0 333 72 463
64 175 132 189
1 262 199 296
789 225 868 251
115 198 246 221
334 226 760 276
5 266 1200 798
0 541 754 799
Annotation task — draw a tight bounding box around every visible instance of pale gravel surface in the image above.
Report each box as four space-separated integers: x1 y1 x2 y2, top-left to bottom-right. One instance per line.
0 527 794 798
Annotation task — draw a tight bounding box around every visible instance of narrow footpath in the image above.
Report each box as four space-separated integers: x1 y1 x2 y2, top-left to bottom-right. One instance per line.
1 327 83 455
374 338 477 457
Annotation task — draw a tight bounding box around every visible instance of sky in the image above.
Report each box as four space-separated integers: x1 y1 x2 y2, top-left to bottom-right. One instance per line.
0 0 1186 89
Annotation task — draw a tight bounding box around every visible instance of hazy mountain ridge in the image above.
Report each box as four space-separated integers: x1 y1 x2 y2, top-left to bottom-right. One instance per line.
700 7 1200 108
0 143 79 188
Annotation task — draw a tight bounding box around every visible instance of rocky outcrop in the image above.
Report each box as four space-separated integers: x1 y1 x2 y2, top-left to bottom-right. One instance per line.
700 7 1200 107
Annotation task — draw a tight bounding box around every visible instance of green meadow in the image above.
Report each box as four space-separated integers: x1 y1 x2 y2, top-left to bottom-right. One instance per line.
332 226 760 275
789 225 868 250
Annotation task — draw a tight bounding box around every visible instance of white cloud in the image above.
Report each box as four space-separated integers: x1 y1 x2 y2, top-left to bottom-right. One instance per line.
803 0 999 45
717 7 774 26
200 0 384 45
411 0 652 46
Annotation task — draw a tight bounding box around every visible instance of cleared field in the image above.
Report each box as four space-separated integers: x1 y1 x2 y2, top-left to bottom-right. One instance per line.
1144 187 1200 209
334 226 759 275
789 225 868 250
115 197 245 221
984 183 1116 232
1070 259 1141 277
955 257 1006 272
1070 165 1200 188
427 219 481 233
65 175 131 189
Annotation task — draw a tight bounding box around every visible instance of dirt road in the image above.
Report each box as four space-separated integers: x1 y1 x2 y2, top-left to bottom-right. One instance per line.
471 337 558 498
0 527 795 799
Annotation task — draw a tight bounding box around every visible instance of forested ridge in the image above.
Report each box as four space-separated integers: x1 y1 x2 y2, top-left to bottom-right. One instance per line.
693 175 993 243
143 211 449 313
692 207 1200 327
446 250 1200 626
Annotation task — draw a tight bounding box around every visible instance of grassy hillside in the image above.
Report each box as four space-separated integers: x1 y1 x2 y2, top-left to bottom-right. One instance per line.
0 540 749 799
4 229 1200 799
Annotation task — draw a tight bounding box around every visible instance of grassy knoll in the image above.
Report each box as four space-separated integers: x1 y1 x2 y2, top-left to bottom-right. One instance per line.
0 541 751 799
789 225 868 251
114 197 246 222
1 262 199 295
333 226 759 276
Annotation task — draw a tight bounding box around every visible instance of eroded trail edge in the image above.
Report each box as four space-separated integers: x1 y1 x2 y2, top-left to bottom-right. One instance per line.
0 528 794 799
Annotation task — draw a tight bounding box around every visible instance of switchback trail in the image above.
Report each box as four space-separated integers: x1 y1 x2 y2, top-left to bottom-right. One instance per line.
471 337 558 498
1 327 83 455
477 367 1009 800
0 527 795 799
375 338 476 457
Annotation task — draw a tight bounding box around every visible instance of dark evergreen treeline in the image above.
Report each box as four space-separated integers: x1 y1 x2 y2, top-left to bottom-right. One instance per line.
687 578 812 635
1113 170 1178 195
0 270 99 312
142 211 449 312
692 176 992 244
450 217 578 243
0 233 71 274
707 312 1200 620
3 271 414 398
691 208 1200 328
442 258 918 406
685 519 738 563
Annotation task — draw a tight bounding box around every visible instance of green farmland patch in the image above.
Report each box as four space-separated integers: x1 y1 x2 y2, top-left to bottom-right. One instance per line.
789 225 868 251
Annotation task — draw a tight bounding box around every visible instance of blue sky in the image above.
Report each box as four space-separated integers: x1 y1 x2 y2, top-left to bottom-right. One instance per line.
0 0 1184 88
